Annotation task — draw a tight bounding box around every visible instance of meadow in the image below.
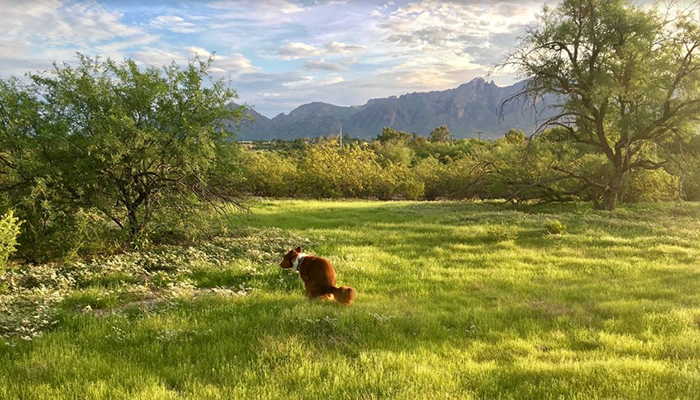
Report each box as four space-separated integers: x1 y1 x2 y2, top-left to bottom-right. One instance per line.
1 200 700 399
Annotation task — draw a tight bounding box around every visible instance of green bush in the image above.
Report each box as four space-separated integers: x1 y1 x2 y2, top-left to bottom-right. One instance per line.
243 151 298 197
375 141 415 167
486 224 518 242
14 193 120 263
621 168 678 203
298 142 381 198
0 210 22 271
372 162 424 200
544 219 566 235
413 156 489 200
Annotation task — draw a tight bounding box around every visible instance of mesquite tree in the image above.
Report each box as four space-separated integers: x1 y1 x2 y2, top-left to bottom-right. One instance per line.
502 0 700 209
0 54 244 239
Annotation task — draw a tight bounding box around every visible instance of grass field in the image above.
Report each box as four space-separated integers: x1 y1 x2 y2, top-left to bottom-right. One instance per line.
2 200 700 399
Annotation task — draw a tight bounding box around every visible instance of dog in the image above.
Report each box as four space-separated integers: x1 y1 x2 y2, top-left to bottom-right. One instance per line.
279 247 356 305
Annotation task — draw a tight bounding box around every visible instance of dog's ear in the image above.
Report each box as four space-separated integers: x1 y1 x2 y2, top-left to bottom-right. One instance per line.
295 246 302 253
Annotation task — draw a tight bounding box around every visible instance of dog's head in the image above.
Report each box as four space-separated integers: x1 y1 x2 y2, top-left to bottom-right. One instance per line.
279 247 302 269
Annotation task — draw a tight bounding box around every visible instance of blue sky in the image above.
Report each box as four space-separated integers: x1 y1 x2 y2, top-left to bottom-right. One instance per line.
1 0 554 117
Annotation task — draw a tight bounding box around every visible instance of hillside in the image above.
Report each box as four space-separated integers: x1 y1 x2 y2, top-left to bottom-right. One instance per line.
233 78 551 140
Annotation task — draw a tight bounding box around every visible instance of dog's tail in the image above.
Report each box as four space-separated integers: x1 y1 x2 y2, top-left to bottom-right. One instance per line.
330 286 356 305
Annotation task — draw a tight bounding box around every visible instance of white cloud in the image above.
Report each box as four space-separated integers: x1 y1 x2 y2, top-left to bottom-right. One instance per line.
325 42 367 54
0 0 157 77
207 0 305 26
150 15 206 34
277 42 323 59
0 0 149 45
321 76 344 85
304 59 348 71
133 46 259 77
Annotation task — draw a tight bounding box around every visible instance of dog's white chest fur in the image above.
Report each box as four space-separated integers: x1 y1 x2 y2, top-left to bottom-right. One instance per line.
292 253 307 272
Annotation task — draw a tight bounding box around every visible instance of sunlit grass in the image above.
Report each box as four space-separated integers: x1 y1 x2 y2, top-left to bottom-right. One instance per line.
1 200 700 399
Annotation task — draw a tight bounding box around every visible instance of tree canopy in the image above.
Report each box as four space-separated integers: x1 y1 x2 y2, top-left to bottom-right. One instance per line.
429 126 452 143
502 0 700 209
0 55 244 244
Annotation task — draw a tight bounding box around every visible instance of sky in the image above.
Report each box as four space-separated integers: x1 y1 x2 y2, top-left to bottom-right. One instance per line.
1 0 558 117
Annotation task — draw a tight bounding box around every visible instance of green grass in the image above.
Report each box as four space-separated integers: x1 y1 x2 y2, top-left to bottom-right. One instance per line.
2 200 700 399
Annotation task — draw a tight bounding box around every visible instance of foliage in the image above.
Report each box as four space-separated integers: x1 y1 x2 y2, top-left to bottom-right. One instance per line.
372 162 424 200
297 142 381 198
0 211 21 275
0 54 245 250
428 125 452 143
376 127 414 144
243 151 299 197
544 219 566 235
485 223 518 241
504 129 526 145
235 130 695 204
375 140 415 167
621 168 678 203
502 0 700 209
413 156 491 200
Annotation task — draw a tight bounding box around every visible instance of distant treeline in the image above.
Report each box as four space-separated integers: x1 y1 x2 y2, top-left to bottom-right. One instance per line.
235 126 700 203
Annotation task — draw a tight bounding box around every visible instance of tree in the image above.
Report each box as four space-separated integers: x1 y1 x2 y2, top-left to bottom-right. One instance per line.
0 54 245 239
429 125 452 143
376 127 413 144
504 129 526 145
501 0 700 210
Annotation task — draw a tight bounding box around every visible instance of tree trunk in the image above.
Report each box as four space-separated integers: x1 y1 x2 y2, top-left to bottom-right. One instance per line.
597 170 624 211
127 207 140 237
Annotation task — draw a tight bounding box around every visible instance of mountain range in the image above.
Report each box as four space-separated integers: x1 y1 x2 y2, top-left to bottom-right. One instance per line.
232 78 548 141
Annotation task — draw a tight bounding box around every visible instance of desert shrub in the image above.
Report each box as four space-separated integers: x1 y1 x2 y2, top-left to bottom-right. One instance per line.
413 139 482 161
414 157 446 200
544 219 566 235
446 157 492 199
375 141 415 167
0 210 22 274
298 142 381 198
481 141 597 203
621 168 678 203
392 167 424 201
371 162 424 200
413 156 490 200
486 224 518 242
13 189 119 263
243 152 299 197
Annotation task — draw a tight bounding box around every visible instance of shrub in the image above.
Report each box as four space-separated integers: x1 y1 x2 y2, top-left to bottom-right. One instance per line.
243 151 299 197
372 162 424 200
621 168 678 203
375 141 415 167
486 224 518 242
544 219 566 235
0 210 22 271
414 157 446 200
413 156 490 200
298 142 380 198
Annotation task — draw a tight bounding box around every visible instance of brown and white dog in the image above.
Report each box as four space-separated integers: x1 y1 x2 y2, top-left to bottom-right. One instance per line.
279 247 356 305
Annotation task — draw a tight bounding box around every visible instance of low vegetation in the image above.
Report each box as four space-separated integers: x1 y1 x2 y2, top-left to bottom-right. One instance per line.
236 134 694 205
2 200 700 399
